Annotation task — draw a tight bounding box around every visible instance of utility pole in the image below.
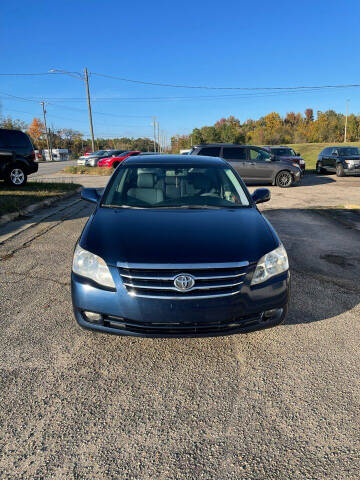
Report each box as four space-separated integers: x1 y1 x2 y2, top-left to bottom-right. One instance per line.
153 117 157 152
157 121 160 153
344 99 349 143
84 68 95 152
41 102 53 161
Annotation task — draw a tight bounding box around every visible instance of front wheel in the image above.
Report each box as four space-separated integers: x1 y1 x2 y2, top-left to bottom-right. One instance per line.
275 170 293 188
336 164 345 177
4 165 28 186
316 162 326 174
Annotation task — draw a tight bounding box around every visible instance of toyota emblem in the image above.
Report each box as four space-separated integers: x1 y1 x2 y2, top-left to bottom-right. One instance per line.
173 274 195 291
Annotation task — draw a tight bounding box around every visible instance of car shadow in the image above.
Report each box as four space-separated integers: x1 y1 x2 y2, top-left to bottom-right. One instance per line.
296 173 336 186
263 206 360 326
245 173 336 188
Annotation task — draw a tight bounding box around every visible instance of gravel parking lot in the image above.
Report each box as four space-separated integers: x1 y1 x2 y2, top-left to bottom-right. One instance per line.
0 174 359 479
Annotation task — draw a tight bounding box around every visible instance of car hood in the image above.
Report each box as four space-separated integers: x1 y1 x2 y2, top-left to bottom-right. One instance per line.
81 207 279 266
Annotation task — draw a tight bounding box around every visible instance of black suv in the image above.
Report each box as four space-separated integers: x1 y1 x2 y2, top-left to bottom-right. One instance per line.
0 128 38 186
316 146 360 176
189 144 302 187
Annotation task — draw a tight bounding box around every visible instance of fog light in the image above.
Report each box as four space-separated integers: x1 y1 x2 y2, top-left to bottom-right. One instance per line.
84 311 103 323
263 308 283 319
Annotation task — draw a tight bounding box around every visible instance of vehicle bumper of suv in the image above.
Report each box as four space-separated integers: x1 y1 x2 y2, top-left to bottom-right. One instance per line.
27 162 39 175
71 265 290 338
344 162 360 173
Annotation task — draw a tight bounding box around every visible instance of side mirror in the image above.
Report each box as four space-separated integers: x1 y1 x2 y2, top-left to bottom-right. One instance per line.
252 188 271 204
81 188 100 204
333 151 338 156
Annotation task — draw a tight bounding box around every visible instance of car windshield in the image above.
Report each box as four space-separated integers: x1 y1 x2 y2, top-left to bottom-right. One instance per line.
272 148 296 156
101 165 250 209
339 147 360 156
92 150 107 156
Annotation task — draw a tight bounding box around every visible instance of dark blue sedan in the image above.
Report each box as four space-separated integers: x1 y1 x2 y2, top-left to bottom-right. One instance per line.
71 155 290 337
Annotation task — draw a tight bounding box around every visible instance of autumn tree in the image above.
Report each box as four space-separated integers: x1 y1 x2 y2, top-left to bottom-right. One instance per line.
27 118 45 143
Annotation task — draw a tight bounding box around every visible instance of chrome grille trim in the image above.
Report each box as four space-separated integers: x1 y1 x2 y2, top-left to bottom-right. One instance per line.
122 280 243 291
120 272 246 280
117 261 249 269
126 290 242 300
118 261 249 299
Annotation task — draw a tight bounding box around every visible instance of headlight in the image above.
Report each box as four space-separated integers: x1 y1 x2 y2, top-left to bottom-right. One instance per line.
251 244 289 285
72 244 115 288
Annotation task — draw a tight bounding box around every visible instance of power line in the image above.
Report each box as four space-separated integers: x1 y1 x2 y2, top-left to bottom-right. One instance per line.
0 72 61 76
90 72 360 91
1 70 360 92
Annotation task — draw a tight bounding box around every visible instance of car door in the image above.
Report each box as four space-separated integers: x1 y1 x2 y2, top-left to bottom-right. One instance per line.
329 148 338 171
221 146 249 180
248 147 275 182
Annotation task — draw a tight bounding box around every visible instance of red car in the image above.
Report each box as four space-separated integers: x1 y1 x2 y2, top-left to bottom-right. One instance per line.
98 150 141 168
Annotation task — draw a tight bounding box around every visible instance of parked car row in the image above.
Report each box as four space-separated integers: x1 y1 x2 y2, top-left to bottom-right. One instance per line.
1 126 359 188
77 150 165 168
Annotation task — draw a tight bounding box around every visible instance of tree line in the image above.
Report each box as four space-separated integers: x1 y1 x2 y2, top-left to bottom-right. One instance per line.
2 107 360 156
171 109 360 151
0 116 157 156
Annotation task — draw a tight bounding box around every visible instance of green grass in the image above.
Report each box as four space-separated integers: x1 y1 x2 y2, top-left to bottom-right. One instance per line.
284 141 360 170
62 166 113 176
0 182 80 216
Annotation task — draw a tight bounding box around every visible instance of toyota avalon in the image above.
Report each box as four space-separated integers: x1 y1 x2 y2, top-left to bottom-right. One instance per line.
72 155 290 337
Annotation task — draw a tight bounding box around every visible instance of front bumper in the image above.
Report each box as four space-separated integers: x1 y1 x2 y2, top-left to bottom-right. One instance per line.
71 269 290 338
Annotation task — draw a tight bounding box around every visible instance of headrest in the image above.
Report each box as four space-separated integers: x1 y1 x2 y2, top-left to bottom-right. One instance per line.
165 176 178 185
137 173 154 188
189 173 211 190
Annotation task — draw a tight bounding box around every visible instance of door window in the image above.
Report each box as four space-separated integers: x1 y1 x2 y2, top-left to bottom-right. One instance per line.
198 147 221 157
222 147 246 161
249 148 270 161
0 130 31 148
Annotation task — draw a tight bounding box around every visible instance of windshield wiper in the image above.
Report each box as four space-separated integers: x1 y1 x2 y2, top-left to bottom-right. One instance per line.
101 204 144 209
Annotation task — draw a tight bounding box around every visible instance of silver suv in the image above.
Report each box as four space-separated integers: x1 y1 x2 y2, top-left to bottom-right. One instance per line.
189 144 302 188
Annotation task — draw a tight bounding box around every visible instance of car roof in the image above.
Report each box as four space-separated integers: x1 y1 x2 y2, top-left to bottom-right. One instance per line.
193 143 261 148
123 154 227 166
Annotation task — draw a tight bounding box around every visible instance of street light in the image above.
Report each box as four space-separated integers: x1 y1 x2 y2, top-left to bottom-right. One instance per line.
49 68 95 151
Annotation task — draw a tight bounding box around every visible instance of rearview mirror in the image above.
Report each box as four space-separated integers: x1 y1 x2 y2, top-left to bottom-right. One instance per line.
252 188 271 204
81 188 100 203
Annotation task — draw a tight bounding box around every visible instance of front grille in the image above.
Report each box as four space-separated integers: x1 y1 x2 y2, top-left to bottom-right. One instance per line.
103 313 262 335
117 261 249 299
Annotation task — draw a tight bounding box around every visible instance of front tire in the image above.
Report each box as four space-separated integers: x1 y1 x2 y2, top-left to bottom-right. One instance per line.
316 162 326 174
275 170 293 188
336 164 345 177
4 165 28 186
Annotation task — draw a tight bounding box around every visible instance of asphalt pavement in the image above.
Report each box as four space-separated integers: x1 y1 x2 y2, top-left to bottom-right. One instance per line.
31 159 77 178
0 179 359 479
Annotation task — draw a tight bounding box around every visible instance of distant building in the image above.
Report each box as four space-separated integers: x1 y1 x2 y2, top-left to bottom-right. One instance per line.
42 149 70 161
